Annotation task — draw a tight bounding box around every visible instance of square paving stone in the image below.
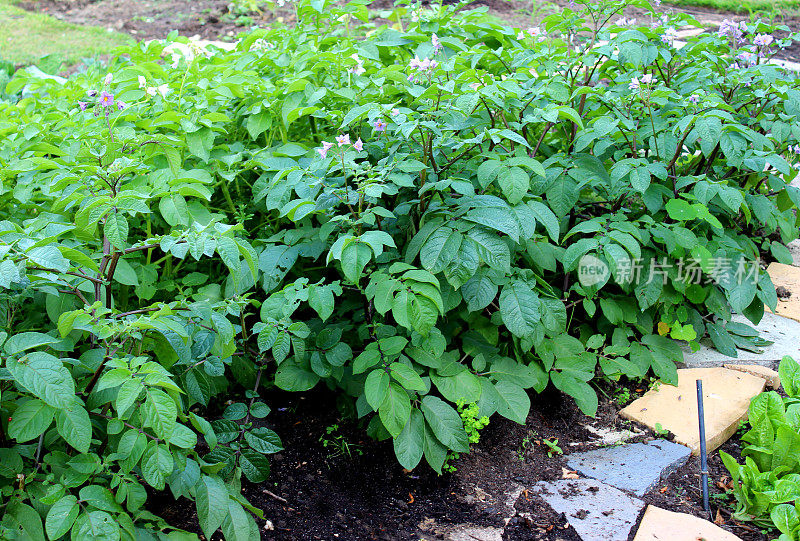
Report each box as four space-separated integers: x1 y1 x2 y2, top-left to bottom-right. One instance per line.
565 440 690 496
680 312 800 369
533 478 645 541
767 262 800 323
723 364 781 389
620 368 766 454
633 505 741 540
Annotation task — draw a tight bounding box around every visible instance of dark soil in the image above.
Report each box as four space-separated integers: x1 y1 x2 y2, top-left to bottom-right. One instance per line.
19 0 800 64
17 0 272 42
149 379 771 541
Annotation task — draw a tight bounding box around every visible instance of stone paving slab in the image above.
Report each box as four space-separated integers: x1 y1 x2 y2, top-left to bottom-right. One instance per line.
620 368 766 454
633 505 741 541
534 478 644 541
788 239 800 267
583 424 644 446
681 312 800 369
723 364 781 389
766 262 800 323
565 440 691 496
445 525 504 541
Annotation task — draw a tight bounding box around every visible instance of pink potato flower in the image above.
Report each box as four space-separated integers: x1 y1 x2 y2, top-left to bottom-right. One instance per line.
99 91 114 108
317 141 334 158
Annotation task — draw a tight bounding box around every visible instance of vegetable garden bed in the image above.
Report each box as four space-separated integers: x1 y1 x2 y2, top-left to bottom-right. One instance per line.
2 0 800 539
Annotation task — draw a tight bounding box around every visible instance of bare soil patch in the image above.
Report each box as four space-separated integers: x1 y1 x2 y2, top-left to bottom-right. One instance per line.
147 381 768 540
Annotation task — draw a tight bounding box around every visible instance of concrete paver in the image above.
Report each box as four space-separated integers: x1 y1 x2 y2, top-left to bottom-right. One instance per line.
766 262 800 323
681 312 800 369
633 505 741 541
619 368 766 454
534 478 644 541
565 440 690 496
723 364 781 389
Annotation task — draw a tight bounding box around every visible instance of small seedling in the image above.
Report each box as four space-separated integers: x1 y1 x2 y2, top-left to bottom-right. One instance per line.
612 387 632 405
319 423 363 459
543 438 563 457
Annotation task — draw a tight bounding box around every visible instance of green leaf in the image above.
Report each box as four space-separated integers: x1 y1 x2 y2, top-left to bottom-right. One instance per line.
26 245 69 272
546 177 579 218
353 348 381 374
140 442 173 491
497 166 530 204
79 485 123 513
45 495 79 540
527 201 560 241
159 194 190 226
186 127 214 162
143 388 177 440
341 242 373 282
467 227 511 272
379 382 412 437
389 363 427 392
115 378 144 414
216 236 241 272
430 371 481 403
308 283 336 321
221 500 259 541
462 273 498 312
55 402 92 453
779 356 800 398
8 398 54 443
420 395 469 452
6 352 75 408
550 372 598 416
6 502 46 541
71 511 120 541
244 427 284 454
706 322 738 358
275 362 320 391
196 475 229 539
104 212 129 250
665 199 697 221
499 282 541 337
422 420 448 473
365 369 390 410
493 381 530 424
393 409 425 470
239 448 272 483
641 334 682 385
420 227 461 274
3 332 60 356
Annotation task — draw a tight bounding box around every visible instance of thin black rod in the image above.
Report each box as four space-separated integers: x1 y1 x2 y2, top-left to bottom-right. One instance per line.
696 379 711 520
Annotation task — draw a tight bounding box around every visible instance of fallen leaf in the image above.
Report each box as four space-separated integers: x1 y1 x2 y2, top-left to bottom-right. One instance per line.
408 492 415 504
714 509 725 525
561 468 580 479
659 486 668 494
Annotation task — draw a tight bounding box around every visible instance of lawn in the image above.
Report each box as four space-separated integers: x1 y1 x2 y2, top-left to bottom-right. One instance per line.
0 0 132 66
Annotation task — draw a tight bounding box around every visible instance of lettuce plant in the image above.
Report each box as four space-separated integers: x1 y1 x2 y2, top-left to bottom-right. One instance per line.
1 0 800 537
722 356 800 531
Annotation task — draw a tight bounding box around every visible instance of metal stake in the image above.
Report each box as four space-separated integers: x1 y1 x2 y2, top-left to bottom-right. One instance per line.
696 379 712 520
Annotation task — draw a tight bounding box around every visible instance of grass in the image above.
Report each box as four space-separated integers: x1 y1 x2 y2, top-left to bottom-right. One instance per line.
0 0 133 66
664 0 800 17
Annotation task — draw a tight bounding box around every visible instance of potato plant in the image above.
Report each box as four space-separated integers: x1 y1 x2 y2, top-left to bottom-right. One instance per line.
1 0 800 537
